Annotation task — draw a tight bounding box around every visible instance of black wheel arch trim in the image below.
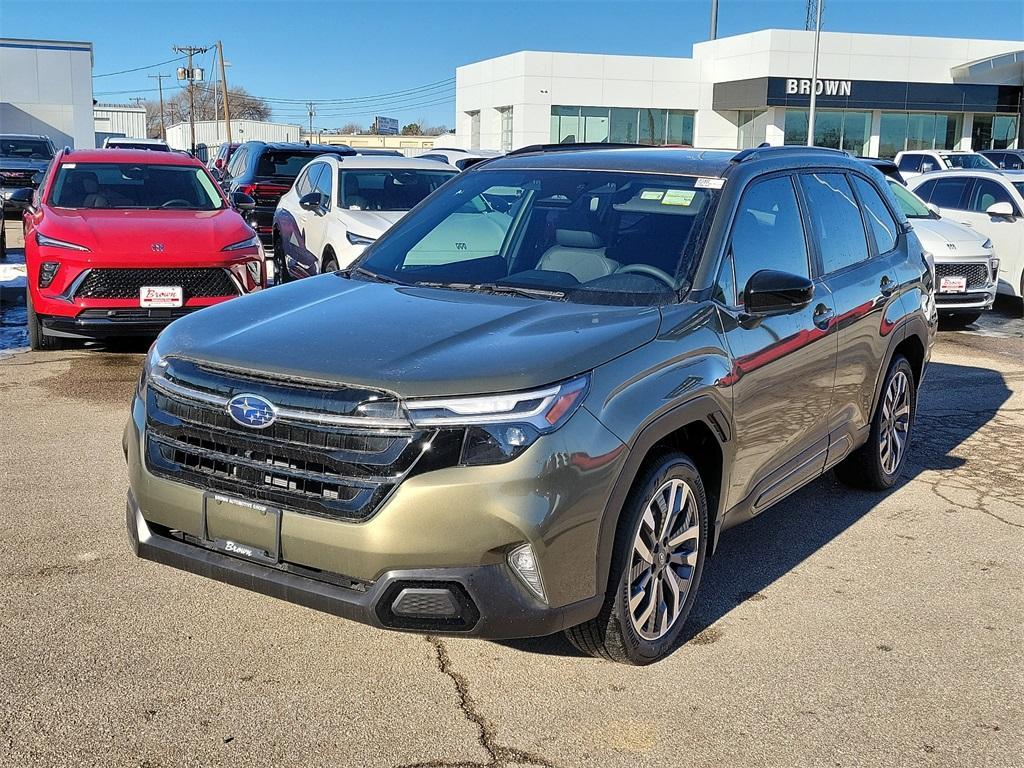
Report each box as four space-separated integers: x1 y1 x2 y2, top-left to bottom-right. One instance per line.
594 394 733 599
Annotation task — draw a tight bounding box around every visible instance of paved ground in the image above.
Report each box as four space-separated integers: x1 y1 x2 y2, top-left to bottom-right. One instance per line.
1 218 1022 767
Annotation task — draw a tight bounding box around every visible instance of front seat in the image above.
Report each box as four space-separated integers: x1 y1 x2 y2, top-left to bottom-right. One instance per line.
538 229 619 283
80 173 109 208
344 175 370 210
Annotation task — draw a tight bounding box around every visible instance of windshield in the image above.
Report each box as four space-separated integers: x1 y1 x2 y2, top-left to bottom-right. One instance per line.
887 180 931 218
256 151 335 179
941 154 997 170
340 169 457 211
50 163 224 210
0 138 53 160
357 168 718 306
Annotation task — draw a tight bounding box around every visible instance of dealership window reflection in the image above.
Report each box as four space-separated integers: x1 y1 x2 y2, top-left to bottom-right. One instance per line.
550 106 693 146
877 111 964 158
972 114 1019 150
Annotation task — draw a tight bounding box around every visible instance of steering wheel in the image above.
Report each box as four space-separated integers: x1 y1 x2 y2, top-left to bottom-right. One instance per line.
161 199 191 208
616 263 677 289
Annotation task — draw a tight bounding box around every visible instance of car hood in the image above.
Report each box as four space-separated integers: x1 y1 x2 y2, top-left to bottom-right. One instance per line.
336 209 405 239
41 208 255 256
0 156 50 172
158 275 662 397
910 217 990 254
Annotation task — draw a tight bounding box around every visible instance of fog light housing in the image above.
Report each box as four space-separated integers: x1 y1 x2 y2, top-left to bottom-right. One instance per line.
508 543 546 602
38 261 60 288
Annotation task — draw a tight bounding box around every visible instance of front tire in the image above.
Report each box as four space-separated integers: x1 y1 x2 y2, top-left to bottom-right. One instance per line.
272 231 290 285
321 251 339 275
26 291 66 351
565 453 708 665
835 355 916 490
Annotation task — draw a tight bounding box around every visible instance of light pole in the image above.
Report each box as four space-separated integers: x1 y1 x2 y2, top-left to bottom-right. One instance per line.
806 0 823 147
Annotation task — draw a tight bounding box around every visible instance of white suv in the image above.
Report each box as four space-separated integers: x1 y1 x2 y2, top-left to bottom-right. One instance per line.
272 155 457 280
894 150 997 181
885 178 997 325
908 169 1024 300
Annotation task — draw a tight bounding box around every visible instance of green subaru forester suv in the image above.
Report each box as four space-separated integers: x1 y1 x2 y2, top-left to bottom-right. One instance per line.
125 144 935 664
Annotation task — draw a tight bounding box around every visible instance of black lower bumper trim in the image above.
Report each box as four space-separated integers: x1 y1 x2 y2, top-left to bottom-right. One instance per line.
126 490 601 639
43 308 201 338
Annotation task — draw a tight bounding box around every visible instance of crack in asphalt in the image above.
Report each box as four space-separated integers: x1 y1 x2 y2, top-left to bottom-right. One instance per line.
394 636 558 768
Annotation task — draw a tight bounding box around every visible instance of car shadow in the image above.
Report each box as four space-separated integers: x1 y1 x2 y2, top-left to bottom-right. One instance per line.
495 360 1011 658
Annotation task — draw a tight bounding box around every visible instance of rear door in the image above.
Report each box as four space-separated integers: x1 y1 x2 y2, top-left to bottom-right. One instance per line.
716 173 837 514
797 171 904 461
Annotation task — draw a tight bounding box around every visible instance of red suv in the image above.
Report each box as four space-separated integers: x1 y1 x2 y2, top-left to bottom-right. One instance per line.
22 148 266 350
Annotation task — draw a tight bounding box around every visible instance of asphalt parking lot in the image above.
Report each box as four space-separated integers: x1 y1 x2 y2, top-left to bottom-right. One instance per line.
1 220 1022 768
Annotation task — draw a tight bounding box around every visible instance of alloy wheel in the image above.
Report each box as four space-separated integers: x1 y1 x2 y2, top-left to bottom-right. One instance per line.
879 370 911 476
627 478 701 641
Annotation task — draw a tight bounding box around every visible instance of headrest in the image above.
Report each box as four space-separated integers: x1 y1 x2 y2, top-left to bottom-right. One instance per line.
555 228 603 249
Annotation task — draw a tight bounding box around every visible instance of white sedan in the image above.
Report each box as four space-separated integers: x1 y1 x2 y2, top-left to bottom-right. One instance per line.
272 155 457 280
908 169 1024 299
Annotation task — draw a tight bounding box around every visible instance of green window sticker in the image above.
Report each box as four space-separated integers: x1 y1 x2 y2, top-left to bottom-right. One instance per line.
662 189 696 206
640 190 665 201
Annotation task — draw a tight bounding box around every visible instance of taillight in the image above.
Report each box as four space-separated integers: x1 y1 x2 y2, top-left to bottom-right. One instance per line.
239 183 289 200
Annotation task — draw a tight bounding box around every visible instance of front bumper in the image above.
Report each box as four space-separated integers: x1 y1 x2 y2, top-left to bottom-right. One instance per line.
126 490 600 638
124 392 626 638
43 307 203 338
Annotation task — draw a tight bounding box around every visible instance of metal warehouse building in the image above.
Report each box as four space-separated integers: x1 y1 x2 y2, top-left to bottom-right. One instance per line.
165 119 302 160
453 29 1023 156
0 37 95 148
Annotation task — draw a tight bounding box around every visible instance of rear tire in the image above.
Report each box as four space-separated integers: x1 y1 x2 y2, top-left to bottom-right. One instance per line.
564 452 708 665
26 291 66 351
835 355 915 490
938 311 981 329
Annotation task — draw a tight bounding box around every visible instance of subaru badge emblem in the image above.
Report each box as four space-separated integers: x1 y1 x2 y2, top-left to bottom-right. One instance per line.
227 393 277 429
151 243 165 252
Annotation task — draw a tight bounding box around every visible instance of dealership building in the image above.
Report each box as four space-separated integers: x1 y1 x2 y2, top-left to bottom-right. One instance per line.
453 29 1023 157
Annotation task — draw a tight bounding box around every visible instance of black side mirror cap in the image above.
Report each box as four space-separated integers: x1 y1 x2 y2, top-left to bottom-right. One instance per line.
299 192 323 210
9 187 35 204
31 171 44 185
230 191 256 211
743 269 815 315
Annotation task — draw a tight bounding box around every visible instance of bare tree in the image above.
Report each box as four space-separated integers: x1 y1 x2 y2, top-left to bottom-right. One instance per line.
338 122 363 135
144 85 271 137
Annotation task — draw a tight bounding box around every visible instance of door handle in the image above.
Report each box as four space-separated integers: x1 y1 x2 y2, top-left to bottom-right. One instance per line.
812 303 834 330
879 275 895 297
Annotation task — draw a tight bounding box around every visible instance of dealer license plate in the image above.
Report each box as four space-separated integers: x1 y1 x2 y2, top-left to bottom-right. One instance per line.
939 276 967 293
140 286 183 308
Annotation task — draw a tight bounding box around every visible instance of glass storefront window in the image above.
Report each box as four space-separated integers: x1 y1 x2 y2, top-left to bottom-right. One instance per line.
552 106 693 146
906 113 936 151
973 114 1019 150
878 113 908 158
738 110 767 149
783 109 870 154
499 107 513 152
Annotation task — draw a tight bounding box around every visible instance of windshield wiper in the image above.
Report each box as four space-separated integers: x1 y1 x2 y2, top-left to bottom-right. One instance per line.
412 281 566 300
342 266 406 285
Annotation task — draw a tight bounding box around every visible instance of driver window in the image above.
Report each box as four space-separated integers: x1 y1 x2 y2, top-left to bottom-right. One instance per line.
730 175 810 295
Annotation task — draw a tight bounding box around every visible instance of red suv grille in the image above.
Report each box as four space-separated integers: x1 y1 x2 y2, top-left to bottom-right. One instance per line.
74 268 238 299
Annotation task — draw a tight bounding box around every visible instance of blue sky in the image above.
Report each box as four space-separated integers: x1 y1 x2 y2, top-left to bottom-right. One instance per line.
1 0 1021 130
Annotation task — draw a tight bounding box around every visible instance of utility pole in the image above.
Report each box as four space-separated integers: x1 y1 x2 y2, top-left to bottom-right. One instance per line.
307 101 316 138
148 73 169 140
709 0 719 40
806 0 824 147
217 40 232 144
173 44 210 154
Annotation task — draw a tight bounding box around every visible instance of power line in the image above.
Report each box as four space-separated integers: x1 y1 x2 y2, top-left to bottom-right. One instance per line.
93 53 189 78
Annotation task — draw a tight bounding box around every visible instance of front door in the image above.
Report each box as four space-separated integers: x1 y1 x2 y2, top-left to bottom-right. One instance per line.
946 178 1023 297
716 174 838 514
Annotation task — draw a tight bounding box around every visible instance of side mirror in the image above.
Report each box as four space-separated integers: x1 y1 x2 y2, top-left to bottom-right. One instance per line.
9 187 35 205
299 191 323 211
230 191 256 211
31 171 44 185
215 158 224 169
743 269 814 315
920 162 936 173
986 201 1015 219
925 202 940 216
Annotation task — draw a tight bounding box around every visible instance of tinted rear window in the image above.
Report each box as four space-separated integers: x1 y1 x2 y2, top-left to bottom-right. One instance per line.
256 151 334 178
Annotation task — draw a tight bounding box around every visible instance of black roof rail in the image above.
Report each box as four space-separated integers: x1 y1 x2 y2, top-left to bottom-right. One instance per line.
506 142 642 157
731 145 848 163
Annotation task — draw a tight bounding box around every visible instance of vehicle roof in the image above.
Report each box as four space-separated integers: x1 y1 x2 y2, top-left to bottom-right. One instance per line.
480 145 862 177
317 155 458 171
0 133 51 140
907 168 1018 182
106 137 167 144
900 149 982 155
58 148 202 166
243 141 355 153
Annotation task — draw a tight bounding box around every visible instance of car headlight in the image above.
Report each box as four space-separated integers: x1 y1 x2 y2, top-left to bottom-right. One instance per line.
981 238 993 250
407 375 590 465
36 232 89 251
222 234 261 251
137 343 167 397
346 231 376 246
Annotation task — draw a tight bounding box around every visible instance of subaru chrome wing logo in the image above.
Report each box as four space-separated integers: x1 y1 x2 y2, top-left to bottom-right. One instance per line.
227 393 277 428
